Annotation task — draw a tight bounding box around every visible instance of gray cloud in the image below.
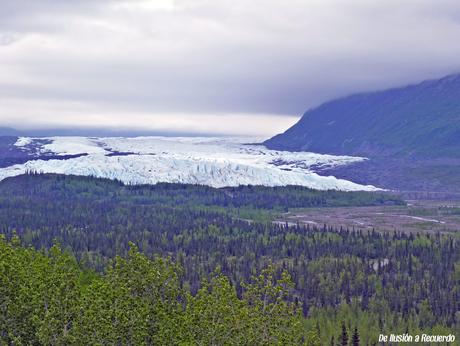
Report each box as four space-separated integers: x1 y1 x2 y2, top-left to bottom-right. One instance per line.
1 0 460 135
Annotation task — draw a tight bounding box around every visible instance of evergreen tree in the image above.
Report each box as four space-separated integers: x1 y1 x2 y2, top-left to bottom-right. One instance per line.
340 322 348 346
352 327 360 346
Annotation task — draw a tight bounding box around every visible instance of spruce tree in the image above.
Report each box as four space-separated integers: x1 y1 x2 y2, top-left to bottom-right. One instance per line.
352 327 360 346
340 322 348 346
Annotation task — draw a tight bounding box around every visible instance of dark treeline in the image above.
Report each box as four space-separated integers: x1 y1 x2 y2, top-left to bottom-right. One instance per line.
0 172 403 209
0 174 458 344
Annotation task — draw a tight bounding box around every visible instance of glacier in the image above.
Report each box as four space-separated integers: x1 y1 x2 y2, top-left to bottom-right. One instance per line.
0 136 380 191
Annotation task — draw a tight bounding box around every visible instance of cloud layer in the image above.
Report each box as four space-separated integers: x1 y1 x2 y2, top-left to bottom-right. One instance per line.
1 0 460 136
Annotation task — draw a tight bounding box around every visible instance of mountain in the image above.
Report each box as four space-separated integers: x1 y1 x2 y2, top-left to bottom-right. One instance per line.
265 73 460 158
0 127 22 136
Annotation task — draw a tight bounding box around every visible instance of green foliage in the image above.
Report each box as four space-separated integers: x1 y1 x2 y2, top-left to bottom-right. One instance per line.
242 266 304 345
73 243 184 345
0 236 82 345
0 238 313 345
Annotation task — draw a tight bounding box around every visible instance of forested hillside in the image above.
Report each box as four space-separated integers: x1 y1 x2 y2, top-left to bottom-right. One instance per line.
0 174 459 345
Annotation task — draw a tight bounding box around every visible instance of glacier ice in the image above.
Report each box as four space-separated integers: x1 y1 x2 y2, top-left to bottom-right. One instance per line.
0 136 380 191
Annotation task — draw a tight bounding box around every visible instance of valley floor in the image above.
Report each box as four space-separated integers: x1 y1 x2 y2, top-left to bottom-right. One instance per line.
275 199 460 234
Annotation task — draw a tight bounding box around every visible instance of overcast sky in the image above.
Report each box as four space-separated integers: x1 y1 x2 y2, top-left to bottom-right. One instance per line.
1 0 460 137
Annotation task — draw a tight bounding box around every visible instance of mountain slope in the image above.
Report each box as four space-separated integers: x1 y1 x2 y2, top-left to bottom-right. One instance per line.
0 127 22 136
265 73 460 158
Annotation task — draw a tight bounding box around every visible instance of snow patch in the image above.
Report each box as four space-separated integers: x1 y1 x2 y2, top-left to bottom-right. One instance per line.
40 137 107 155
14 137 33 148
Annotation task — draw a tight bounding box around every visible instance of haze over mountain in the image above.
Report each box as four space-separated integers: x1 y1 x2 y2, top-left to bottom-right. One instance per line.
0 127 221 138
265 73 460 159
0 127 22 137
